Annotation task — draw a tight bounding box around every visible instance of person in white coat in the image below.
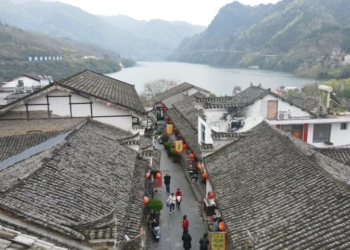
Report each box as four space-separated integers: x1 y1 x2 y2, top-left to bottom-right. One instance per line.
167 193 176 214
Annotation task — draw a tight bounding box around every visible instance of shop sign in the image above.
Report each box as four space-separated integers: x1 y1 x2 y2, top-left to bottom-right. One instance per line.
166 124 173 135
210 232 227 250
174 140 183 154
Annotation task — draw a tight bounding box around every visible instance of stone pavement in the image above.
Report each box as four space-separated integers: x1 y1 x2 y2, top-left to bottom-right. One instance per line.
149 143 207 250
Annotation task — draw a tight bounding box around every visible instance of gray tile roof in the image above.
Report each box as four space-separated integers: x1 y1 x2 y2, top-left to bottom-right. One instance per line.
0 111 85 137
204 121 350 249
0 131 60 162
197 86 317 117
0 120 147 241
0 225 68 250
166 109 202 160
162 93 186 109
0 70 146 115
173 95 204 129
316 148 350 166
57 70 146 114
153 82 210 103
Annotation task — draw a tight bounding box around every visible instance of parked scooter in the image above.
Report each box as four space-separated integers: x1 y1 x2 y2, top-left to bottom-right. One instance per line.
188 166 198 181
151 219 161 240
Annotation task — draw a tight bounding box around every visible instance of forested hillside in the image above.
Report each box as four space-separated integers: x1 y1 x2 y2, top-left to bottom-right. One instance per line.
0 0 204 61
0 22 135 80
170 0 350 75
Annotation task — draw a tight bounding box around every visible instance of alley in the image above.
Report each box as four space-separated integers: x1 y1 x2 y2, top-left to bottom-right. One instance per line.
149 143 207 250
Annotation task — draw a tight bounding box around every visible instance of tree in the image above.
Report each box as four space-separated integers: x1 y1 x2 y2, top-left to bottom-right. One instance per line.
143 79 178 103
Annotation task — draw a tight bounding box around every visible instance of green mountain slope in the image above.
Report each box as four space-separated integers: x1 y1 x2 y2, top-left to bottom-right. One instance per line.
0 0 204 61
0 22 135 80
170 0 350 73
98 15 206 56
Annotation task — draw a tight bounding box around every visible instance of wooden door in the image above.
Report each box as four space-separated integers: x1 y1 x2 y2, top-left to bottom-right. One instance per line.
267 100 278 119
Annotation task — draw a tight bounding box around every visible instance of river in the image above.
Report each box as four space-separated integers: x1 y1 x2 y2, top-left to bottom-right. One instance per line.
108 62 314 96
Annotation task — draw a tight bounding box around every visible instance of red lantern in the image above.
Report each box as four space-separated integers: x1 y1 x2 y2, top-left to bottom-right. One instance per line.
178 134 182 138
189 153 195 159
202 172 208 179
169 120 173 124
165 116 170 120
155 172 161 179
143 196 149 205
163 107 167 111
208 191 215 199
174 127 177 131
145 173 150 179
161 104 165 108
219 222 226 231
183 144 188 149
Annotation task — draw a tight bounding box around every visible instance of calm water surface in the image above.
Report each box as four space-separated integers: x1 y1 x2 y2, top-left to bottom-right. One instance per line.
108 62 314 96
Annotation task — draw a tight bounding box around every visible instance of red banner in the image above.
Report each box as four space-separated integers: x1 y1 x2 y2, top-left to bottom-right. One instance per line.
166 124 173 135
174 140 183 154
153 171 162 188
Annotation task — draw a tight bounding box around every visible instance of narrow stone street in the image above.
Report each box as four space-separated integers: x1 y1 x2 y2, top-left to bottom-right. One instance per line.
149 142 207 250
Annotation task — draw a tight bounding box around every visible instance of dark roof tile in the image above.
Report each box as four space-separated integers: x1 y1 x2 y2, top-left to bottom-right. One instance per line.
204 122 350 249
0 120 147 240
57 70 145 114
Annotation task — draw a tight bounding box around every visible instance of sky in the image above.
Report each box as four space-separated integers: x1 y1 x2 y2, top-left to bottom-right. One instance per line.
57 0 281 26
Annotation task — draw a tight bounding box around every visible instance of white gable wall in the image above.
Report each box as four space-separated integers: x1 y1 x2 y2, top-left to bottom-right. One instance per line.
307 122 350 147
2 76 40 88
198 116 213 144
12 89 132 130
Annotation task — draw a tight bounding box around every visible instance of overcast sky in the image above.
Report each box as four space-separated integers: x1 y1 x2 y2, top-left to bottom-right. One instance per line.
57 0 281 26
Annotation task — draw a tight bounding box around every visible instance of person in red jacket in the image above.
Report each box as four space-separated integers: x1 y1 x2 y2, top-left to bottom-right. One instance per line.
182 215 189 232
175 188 183 209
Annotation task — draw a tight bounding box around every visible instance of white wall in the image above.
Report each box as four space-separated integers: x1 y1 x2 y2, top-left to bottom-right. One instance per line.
185 87 209 97
198 116 213 144
308 122 350 147
203 109 229 133
2 76 40 88
12 89 133 130
259 95 312 119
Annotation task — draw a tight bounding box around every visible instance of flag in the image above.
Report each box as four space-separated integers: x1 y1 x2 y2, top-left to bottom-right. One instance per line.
276 86 281 94
174 140 183 154
166 124 173 135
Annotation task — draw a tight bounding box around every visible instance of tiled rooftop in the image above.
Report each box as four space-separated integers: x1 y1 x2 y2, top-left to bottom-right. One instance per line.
153 82 210 103
0 131 60 162
316 148 350 166
0 225 67 250
204 121 350 249
57 70 146 114
0 120 147 241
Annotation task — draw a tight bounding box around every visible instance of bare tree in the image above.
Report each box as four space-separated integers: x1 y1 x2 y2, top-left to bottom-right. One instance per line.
143 79 178 102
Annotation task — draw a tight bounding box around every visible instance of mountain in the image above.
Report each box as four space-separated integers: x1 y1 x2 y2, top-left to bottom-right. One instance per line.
170 0 350 73
99 15 206 50
0 22 135 80
0 0 205 61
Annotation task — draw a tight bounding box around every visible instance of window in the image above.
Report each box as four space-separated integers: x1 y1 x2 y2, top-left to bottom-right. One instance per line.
201 124 206 143
281 125 303 139
341 123 347 130
313 124 331 143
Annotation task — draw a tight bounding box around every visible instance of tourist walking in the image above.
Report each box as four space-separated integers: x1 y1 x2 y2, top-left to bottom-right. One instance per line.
182 229 192 250
164 173 171 192
199 232 209 250
167 193 176 214
181 215 189 232
175 188 183 209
